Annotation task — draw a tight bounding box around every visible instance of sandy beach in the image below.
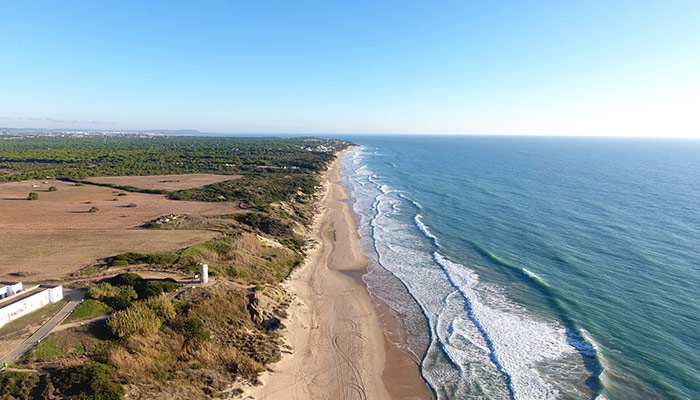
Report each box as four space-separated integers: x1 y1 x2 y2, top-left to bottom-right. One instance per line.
245 152 433 400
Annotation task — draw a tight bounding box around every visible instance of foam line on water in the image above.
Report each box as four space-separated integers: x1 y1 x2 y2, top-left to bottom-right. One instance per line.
341 150 580 399
435 252 580 400
469 242 605 397
433 253 517 399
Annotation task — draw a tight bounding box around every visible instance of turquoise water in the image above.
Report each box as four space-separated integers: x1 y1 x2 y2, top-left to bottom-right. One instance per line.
338 136 700 400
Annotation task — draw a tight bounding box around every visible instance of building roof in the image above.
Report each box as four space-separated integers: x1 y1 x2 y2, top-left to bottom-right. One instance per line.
0 286 43 308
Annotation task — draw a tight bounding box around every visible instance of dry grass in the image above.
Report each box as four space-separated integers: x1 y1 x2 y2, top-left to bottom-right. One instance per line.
87 174 241 191
176 233 301 283
0 179 240 281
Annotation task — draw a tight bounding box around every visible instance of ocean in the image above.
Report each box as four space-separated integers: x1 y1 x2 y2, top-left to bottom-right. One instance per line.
337 135 700 400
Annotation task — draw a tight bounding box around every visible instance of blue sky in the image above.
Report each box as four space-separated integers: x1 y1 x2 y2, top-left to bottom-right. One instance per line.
1 1 699 136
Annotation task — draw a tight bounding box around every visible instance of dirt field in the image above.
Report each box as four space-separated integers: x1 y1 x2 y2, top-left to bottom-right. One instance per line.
86 173 241 191
0 179 240 281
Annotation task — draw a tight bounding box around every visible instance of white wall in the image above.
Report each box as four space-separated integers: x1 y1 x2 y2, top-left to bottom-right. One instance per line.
0 282 23 299
0 285 63 328
48 286 63 303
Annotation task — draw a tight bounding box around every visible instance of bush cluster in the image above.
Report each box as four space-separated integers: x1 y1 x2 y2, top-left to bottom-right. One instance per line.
0 371 39 400
184 317 211 343
171 172 322 209
107 296 176 339
106 252 179 267
234 212 293 237
107 302 164 339
87 282 137 310
53 362 124 400
87 273 178 310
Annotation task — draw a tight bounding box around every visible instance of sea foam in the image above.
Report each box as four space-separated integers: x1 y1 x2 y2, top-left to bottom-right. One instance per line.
340 148 591 400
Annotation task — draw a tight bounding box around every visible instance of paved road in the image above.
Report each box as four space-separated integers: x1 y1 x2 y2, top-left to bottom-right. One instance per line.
1 290 84 367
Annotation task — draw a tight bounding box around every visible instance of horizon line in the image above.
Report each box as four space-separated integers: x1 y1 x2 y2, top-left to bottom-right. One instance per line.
2 126 699 140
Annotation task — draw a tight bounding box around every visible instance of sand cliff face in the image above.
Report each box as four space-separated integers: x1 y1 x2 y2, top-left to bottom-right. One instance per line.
247 285 292 331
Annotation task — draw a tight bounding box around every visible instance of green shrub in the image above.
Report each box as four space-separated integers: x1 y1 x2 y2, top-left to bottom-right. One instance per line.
48 185 57 192
107 302 162 338
106 252 178 267
87 283 137 310
109 272 142 287
235 212 293 237
27 191 39 200
133 279 179 299
281 237 305 252
0 371 40 399
144 297 176 322
88 282 121 299
107 252 145 266
89 206 100 213
184 317 210 342
53 362 124 400
144 253 179 265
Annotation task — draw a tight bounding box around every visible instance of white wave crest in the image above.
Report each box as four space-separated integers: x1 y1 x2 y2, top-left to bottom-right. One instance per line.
435 253 578 400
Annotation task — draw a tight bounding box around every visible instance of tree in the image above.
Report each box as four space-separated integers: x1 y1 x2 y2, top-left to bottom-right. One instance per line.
48 186 57 192
28 192 39 200
89 206 100 213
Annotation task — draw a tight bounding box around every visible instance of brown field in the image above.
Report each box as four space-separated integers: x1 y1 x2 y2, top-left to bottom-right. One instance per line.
0 179 240 281
86 173 241 191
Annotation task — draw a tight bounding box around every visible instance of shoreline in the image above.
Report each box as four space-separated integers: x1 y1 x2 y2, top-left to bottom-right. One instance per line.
244 150 433 399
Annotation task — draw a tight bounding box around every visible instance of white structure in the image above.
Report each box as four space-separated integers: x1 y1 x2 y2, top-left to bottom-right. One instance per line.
0 283 64 328
0 282 23 299
199 263 209 284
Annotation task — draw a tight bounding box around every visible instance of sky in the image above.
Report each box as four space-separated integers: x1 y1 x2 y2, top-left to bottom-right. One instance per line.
1 1 699 137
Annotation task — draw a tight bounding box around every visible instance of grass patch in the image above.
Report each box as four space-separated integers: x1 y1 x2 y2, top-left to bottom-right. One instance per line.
67 299 111 322
105 251 181 267
78 264 103 275
28 339 64 358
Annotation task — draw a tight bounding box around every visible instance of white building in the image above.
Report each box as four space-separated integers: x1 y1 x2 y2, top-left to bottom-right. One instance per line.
0 283 63 328
0 282 23 299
